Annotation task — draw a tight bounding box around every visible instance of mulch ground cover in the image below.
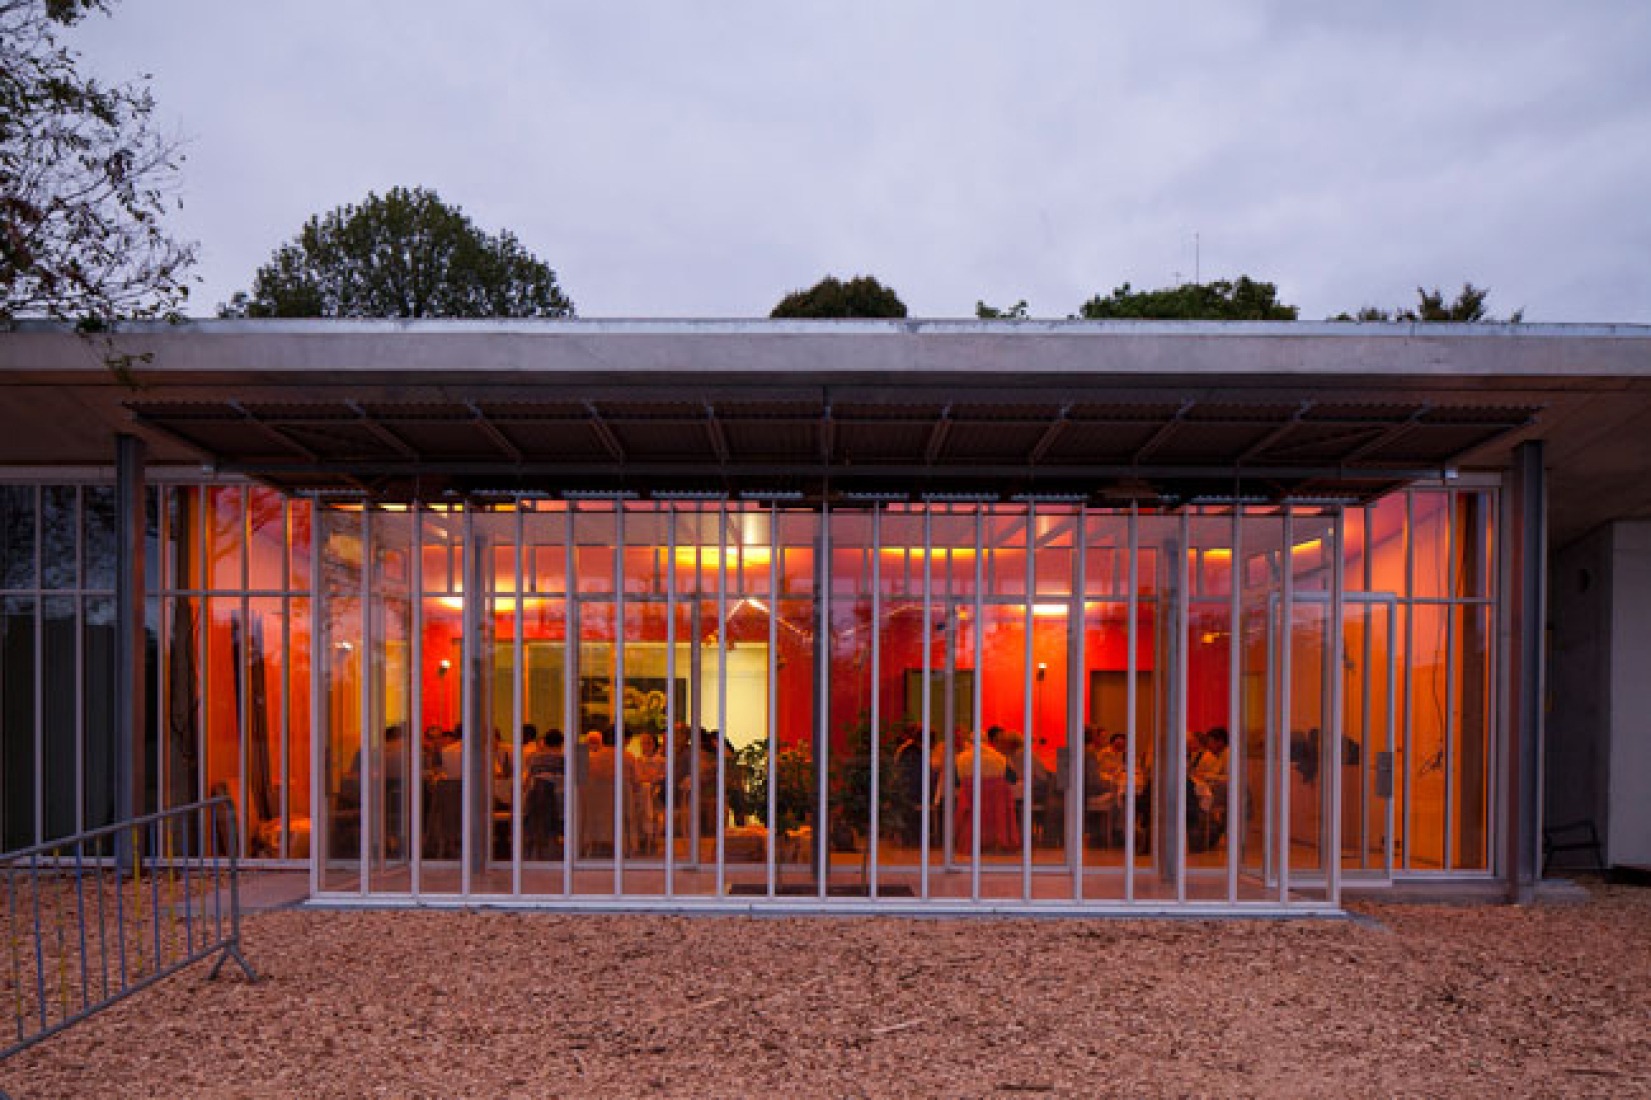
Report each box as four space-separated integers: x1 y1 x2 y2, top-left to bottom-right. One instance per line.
3 881 1648 1098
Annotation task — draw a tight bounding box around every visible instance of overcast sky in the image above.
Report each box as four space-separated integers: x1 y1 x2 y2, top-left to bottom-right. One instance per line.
75 1 1651 322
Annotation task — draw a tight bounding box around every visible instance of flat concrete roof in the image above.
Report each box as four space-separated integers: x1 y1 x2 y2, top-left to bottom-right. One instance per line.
3 320 1649 545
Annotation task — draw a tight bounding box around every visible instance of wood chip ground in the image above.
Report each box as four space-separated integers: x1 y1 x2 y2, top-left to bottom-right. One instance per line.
4 882 1649 1098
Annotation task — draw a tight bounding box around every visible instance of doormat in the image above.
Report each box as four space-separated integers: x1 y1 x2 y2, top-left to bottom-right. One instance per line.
727 883 917 898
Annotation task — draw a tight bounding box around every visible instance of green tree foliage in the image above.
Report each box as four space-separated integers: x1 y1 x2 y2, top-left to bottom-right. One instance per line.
1076 276 1298 320
1331 283 1523 323
975 298 1029 319
1 0 195 324
221 186 573 318
770 274 907 318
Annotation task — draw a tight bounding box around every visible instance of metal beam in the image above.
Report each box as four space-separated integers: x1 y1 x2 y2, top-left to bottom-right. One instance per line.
227 400 323 463
923 405 953 464
345 400 420 460
704 403 731 464
581 400 626 462
1337 405 1432 465
1028 403 1072 464
466 401 525 462
1236 400 1313 464
1507 440 1546 903
1132 400 1195 464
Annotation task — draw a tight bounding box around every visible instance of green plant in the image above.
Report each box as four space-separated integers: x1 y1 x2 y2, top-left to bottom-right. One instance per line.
735 738 814 838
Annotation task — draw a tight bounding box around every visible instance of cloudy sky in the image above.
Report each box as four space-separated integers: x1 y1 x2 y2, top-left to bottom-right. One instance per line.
75 1 1651 322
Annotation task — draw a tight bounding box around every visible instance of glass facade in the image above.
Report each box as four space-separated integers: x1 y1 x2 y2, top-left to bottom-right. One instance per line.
0 481 1501 906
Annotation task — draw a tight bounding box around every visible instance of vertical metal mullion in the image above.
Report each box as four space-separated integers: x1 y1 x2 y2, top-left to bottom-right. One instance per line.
1329 508 1346 904
714 504 727 897
1227 508 1242 903
458 506 473 899
1021 505 1034 902
1444 494 1458 870
816 502 830 901
664 506 678 898
238 493 251 866
766 504 778 898
970 507 983 904
1361 508 1375 872
920 508 933 901
1071 508 1087 902
1124 505 1138 904
307 503 322 898
1174 511 1190 905
196 489 208 824
75 487 86 837
614 505 626 897
410 507 423 898
561 507 575 898
358 507 372 896
511 504 524 897
1279 506 1294 904
869 506 881 898
279 499 291 862
32 485 44 846
1385 598 1399 878
1402 491 1415 873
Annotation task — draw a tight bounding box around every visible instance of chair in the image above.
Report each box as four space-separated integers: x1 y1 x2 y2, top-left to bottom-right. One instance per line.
1542 819 1605 875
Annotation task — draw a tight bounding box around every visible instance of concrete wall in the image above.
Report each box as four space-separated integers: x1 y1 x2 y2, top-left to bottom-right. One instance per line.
1547 520 1651 868
1607 522 1651 867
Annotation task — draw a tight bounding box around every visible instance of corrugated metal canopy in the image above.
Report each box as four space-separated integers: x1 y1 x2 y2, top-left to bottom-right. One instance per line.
125 393 1539 504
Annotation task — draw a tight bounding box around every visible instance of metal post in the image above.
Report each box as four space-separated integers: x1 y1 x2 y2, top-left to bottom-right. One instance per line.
870 506 881 897
1508 442 1546 902
1125 505 1138 903
920 508 933 900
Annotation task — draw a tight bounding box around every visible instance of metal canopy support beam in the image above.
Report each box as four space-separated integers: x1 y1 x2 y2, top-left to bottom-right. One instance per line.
346 400 420 460
1132 400 1196 464
1506 440 1546 903
582 400 626 462
1027 404 1071 465
1338 405 1433 466
226 400 323 463
466 401 524 463
114 434 146 837
1237 401 1313 464
924 405 953 464
703 403 731 464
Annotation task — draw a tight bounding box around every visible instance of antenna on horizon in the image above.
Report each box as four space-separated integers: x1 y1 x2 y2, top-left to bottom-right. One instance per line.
1194 231 1201 286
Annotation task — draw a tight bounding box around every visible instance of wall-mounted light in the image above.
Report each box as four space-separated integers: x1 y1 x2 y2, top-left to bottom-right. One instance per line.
437 658 451 676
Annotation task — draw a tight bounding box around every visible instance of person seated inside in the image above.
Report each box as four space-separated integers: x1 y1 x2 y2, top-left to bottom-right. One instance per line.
579 729 617 857
1189 726 1231 850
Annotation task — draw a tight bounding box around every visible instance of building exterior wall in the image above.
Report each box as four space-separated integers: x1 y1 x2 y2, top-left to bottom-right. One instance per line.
1607 522 1651 867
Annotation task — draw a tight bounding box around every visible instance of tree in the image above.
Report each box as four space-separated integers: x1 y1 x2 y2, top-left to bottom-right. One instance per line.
770 274 907 318
221 186 573 318
1 0 195 324
1076 276 1298 320
975 298 1029 319
1331 283 1523 323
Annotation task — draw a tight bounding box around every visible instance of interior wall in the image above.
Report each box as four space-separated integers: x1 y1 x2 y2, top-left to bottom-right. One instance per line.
1607 521 1651 867
1547 522 1626 866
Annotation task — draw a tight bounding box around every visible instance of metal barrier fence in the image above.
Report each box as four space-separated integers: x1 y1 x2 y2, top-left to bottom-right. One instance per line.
0 797 256 1063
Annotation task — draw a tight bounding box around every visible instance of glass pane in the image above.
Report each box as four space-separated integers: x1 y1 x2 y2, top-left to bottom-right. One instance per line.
0 486 35 590
162 596 202 813
826 510 873 895
288 597 312 862
319 507 363 892
248 488 287 591
1451 604 1491 870
1285 600 1329 899
1411 492 1451 599
1368 492 1407 596
288 499 313 592
203 597 242 850
245 598 284 858
84 595 117 831
419 594 463 893
1454 492 1492 599
41 596 76 840
41 487 76 590
207 486 244 590
1405 603 1447 870
1 597 36 849
83 485 117 591
369 511 413 894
